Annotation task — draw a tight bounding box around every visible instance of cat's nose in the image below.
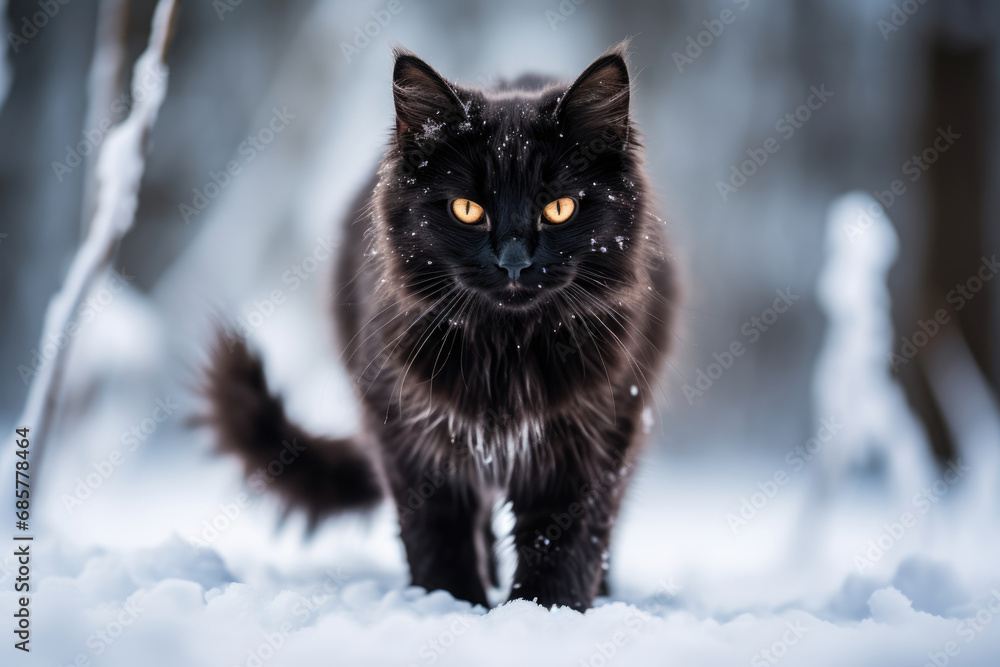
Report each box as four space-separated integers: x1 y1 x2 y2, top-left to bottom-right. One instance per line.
496 238 532 281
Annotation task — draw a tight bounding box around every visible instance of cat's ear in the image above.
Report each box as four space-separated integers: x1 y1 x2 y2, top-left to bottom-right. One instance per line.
556 42 631 144
392 47 465 138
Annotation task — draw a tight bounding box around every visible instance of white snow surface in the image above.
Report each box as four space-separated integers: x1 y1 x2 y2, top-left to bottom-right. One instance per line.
6 430 1000 667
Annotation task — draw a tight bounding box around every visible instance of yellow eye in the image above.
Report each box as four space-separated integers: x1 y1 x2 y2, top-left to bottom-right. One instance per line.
451 198 485 224
542 198 576 224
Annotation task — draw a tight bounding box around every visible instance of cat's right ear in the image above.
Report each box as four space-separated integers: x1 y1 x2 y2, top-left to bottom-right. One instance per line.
556 42 632 145
392 48 465 139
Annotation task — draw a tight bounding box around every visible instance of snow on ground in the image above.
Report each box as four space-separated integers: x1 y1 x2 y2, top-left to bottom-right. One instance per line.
5 392 999 666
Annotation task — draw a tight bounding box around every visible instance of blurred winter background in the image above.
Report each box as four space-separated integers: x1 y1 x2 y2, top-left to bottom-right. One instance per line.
1 0 999 665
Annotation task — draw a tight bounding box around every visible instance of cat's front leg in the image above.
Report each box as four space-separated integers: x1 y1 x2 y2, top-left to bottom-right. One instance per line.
387 454 492 608
507 446 629 611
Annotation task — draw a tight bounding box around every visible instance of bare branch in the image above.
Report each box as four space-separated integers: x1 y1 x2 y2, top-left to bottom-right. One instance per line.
80 0 130 236
3 0 179 498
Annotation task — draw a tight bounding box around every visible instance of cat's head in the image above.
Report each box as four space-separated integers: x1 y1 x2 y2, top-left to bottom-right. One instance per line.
373 42 648 321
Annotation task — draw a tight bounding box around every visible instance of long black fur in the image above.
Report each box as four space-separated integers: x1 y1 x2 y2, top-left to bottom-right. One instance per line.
205 336 383 529
206 41 675 611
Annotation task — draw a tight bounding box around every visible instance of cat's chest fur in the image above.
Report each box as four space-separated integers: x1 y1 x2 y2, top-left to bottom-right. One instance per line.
358 300 641 473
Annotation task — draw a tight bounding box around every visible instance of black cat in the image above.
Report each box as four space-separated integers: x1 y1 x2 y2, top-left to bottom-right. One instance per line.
207 42 675 611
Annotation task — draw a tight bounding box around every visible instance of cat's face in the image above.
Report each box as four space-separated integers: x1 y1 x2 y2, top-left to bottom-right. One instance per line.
375 45 644 320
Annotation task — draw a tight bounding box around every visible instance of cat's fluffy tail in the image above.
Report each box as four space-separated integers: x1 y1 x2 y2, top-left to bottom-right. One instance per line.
203 332 383 529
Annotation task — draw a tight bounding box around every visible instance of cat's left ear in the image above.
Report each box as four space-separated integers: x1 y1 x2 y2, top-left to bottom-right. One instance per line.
556 42 631 144
392 47 465 138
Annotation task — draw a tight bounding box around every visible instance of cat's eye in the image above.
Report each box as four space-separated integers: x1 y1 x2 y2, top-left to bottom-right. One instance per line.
451 199 485 224
541 198 576 224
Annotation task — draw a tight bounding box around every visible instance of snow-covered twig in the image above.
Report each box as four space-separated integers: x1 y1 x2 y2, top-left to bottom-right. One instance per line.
80 0 130 235
4 0 178 493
